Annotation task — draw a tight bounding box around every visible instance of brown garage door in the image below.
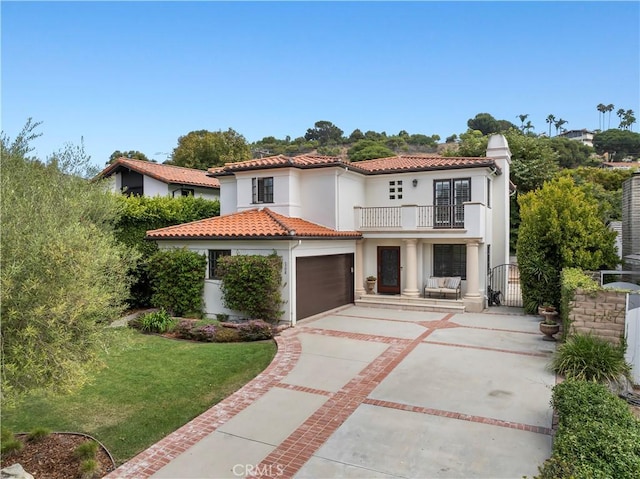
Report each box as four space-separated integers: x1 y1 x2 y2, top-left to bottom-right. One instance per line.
296 254 354 320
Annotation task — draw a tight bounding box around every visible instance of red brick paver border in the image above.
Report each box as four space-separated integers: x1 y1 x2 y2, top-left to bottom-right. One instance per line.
106 332 302 479
108 309 553 479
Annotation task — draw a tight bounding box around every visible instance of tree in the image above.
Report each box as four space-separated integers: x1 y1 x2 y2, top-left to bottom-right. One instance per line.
606 103 615 129
168 128 251 170
548 136 597 169
347 140 394 161
108 150 151 165
517 177 618 313
467 113 501 135
518 114 529 132
505 129 559 193
593 129 640 160
348 129 365 142
597 104 606 131
546 114 556 137
619 109 637 131
554 118 568 135
523 120 535 135
304 121 344 146
1 120 137 403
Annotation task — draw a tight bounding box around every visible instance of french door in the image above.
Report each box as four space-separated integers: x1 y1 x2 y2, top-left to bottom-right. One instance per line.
377 246 401 294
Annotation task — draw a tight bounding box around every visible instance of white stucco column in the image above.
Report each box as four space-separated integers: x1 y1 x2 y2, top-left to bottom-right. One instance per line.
464 241 484 312
355 239 365 297
402 238 420 297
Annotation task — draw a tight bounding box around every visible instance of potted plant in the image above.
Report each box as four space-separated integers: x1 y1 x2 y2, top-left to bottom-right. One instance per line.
539 306 559 341
366 275 377 294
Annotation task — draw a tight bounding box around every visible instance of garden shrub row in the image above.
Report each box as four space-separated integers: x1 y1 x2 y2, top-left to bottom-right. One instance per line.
130 314 274 343
536 381 640 478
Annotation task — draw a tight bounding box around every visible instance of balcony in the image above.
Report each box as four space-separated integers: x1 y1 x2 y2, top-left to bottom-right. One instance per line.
354 203 486 236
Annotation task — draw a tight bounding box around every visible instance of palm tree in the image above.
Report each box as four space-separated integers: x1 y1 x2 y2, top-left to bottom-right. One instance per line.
621 109 636 131
554 119 568 135
605 104 615 129
518 114 529 132
523 120 535 135
546 114 556 137
597 104 606 131
617 108 626 128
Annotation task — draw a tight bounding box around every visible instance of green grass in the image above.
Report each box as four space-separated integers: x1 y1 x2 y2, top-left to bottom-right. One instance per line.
1 327 276 465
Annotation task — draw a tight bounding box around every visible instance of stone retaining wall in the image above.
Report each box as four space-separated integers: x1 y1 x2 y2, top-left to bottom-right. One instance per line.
568 288 627 345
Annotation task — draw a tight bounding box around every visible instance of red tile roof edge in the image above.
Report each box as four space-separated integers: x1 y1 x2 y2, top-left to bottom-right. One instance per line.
97 158 220 189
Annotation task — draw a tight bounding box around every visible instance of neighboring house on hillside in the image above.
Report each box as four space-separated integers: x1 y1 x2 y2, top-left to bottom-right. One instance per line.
602 161 640 171
622 172 640 271
558 129 595 147
97 158 220 200
146 134 512 325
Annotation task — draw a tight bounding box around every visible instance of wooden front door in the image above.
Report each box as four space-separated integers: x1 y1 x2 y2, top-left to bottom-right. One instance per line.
377 246 401 294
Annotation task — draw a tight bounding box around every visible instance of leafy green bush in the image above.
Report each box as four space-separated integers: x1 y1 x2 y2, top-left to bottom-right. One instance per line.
551 333 631 383
147 248 207 317
237 320 274 341
536 381 640 479
517 177 619 313
217 254 284 322
27 427 51 442
73 440 98 460
114 195 219 307
138 309 176 334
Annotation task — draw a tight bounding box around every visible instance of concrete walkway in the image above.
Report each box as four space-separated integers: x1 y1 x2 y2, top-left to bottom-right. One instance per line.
107 306 556 479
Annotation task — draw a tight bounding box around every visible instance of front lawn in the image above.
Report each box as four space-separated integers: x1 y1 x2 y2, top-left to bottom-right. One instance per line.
1 327 277 465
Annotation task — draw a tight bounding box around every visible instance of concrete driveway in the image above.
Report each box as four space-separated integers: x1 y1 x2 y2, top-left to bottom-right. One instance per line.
107 306 555 479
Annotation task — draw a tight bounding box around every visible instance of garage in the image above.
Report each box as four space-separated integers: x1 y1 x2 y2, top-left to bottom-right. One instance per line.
296 254 354 320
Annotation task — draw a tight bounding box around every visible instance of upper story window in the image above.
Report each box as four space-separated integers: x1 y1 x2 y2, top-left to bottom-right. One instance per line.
252 177 273 203
389 180 403 200
487 178 491 208
181 188 194 197
434 178 470 228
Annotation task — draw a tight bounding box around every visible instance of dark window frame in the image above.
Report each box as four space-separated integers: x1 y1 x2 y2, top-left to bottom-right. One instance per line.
252 177 274 203
433 244 466 279
433 178 471 228
208 249 231 280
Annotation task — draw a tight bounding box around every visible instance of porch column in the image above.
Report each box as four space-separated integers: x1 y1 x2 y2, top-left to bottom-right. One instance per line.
402 238 420 297
464 241 484 312
355 239 366 297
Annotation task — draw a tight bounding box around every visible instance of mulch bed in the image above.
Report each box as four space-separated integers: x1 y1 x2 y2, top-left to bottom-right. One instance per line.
2 433 115 479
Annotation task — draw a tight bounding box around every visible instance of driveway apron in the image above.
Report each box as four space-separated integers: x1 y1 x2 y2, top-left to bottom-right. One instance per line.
107 306 555 479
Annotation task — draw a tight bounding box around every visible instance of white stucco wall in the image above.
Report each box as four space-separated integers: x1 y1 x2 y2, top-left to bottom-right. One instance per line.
143 176 170 197
154 238 356 325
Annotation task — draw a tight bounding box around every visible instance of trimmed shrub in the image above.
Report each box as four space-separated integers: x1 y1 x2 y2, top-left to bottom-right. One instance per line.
193 324 217 342
79 458 99 479
173 319 197 340
536 381 640 479
217 254 284 322
213 327 240 343
114 195 219 307
138 309 176 334
551 333 631 383
147 248 207 317
237 320 274 341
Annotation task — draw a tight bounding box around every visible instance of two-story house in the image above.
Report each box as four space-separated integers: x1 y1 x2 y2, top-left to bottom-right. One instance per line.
98 157 220 200
147 134 512 324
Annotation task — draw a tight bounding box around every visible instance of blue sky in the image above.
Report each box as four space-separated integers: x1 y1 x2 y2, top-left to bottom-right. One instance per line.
2 1 639 169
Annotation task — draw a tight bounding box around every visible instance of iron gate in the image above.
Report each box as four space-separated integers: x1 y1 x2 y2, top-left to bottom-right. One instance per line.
488 264 522 307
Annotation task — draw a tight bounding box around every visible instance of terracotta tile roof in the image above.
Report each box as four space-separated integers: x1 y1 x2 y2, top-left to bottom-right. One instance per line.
208 155 344 175
209 154 499 176
352 155 499 173
98 158 220 189
146 208 362 240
